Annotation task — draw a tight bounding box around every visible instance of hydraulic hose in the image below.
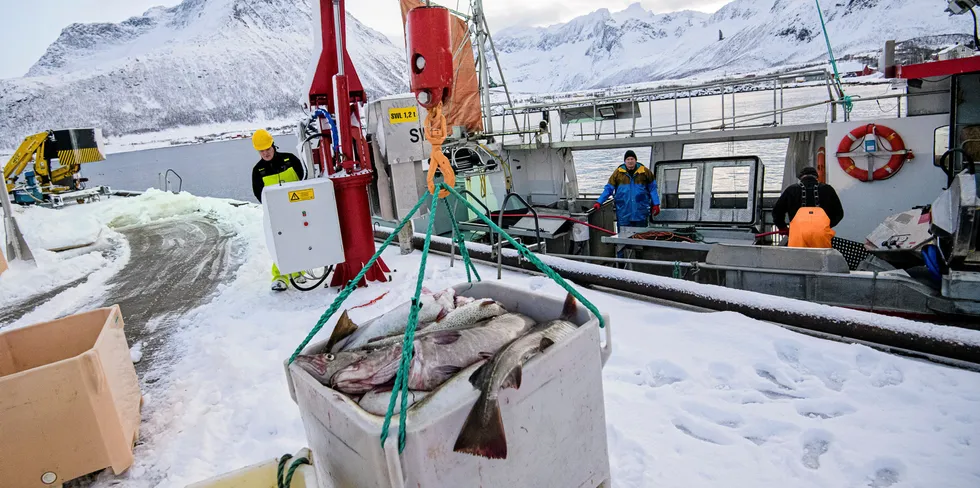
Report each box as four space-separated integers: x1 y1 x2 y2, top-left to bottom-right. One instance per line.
312 108 341 154
290 265 334 291
971 7 979 53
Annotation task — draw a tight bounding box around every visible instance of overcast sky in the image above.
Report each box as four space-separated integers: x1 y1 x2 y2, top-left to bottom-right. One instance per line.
0 0 728 80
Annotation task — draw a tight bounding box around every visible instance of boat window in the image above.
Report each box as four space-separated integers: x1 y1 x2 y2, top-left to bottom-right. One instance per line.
662 168 697 209
710 166 750 209
934 125 949 167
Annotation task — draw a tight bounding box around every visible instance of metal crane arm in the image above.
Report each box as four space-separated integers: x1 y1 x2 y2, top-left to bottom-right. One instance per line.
3 132 49 192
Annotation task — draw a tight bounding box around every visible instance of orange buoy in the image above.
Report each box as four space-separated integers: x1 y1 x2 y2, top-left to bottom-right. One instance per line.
816 146 826 183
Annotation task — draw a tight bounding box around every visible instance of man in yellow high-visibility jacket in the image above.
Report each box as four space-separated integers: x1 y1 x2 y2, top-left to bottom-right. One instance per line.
251 129 309 291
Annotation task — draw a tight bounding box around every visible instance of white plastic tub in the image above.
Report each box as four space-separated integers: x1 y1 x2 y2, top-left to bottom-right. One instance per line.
285 281 612 488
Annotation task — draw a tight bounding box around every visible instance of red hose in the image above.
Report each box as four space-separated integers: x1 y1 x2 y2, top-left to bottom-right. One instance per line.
488 212 616 235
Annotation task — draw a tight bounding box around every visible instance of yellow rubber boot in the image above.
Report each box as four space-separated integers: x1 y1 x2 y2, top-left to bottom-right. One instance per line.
271 262 288 291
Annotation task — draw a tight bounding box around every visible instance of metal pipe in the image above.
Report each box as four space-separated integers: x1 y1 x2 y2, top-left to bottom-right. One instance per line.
674 96 678 134
503 68 829 112
780 83 784 125
720 84 725 128
774 80 778 125
333 0 344 77
688 92 693 132
481 12 520 134
730 90 740 129
576 100 830 139
473 0 493 135
454 188 494 253
374 228 980 365
496 192 543 278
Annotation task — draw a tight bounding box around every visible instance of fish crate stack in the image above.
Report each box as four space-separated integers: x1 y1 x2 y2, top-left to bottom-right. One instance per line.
285 281 613 488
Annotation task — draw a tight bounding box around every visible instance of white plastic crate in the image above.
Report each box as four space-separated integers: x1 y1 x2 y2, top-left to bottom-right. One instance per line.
285 281 612 488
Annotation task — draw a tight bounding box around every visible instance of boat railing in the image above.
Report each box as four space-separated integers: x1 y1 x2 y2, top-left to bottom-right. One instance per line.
496 192 544 279
486 69 943 147
158 169 182 193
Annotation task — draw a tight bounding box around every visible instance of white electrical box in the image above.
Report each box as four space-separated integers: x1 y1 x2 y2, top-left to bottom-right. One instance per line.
262 178 345 275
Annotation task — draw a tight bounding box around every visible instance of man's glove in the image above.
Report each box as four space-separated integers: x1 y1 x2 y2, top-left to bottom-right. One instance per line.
651 204 661 217
592 202 601 211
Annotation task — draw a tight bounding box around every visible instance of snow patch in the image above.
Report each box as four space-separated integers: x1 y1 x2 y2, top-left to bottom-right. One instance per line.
6 192 977 487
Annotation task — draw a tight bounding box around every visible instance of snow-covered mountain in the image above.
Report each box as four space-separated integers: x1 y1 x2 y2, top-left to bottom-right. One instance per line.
492 0 976 93
0 0 408 149
2 0 974 149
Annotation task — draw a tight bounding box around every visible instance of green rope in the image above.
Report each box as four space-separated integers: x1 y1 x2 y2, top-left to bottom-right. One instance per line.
380 191 439 453
276 454 310 488
672 261 682 279
287 190 431 364
442 183 606 329
814 0 852 113
443 198 481 283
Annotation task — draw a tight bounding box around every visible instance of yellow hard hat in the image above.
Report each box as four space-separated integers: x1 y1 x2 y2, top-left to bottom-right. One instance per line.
252 129 274 151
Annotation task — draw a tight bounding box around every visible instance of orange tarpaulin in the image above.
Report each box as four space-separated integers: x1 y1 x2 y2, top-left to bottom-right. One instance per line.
400 0 484 133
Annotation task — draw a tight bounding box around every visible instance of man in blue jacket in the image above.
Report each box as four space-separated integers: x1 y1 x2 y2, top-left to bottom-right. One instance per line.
592 150 661 228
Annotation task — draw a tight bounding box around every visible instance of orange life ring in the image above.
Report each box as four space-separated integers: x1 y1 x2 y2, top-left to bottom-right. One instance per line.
836 124 914 182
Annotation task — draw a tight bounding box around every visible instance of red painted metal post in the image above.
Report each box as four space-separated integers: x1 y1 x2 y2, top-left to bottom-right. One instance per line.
308 0 388 287
333 74 354 172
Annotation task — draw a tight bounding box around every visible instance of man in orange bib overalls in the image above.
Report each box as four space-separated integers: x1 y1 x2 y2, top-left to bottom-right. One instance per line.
772 167 844 248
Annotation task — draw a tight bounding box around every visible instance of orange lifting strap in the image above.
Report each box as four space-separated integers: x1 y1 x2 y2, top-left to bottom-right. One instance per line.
425 103 456 198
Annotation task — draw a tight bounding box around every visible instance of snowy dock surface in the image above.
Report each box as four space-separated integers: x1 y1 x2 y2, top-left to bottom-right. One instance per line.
1 190 978 487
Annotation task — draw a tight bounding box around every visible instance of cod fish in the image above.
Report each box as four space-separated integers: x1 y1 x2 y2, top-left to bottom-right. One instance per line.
453 294 580 460
356 299 507 351
419 299 507 334
296 313 537 395
331 288 456 351
358 386 430 416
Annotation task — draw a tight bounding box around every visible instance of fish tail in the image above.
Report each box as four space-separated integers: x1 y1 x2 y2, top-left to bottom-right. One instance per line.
326 310 359 352
453 395 508 459
560 293 578 321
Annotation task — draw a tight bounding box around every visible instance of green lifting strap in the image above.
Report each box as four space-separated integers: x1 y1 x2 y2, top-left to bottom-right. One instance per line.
379 191 439 453
814 0 853 114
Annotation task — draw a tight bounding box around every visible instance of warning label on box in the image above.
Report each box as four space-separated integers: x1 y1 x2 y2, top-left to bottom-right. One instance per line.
388 107 419 124
288 189 315 202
